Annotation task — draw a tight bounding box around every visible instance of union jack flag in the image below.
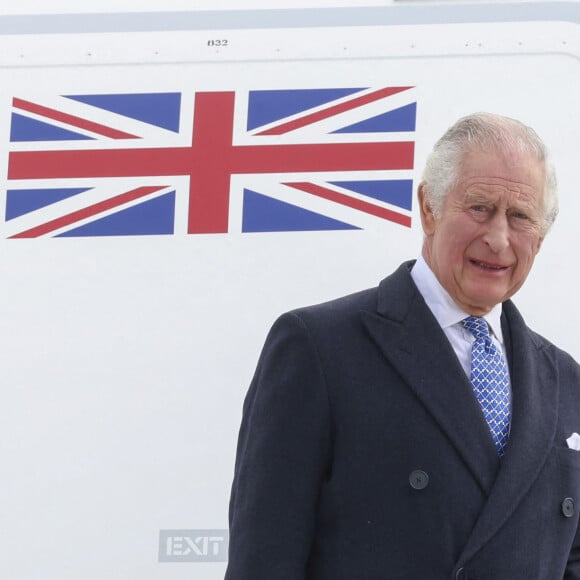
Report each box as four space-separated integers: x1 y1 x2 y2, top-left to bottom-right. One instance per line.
5 87 416 238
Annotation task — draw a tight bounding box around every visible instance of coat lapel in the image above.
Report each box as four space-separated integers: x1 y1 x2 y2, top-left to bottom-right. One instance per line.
457 299 559 565
360 262 500 495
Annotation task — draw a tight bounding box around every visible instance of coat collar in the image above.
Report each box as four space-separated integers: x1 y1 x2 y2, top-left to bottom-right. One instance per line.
360 262 559 563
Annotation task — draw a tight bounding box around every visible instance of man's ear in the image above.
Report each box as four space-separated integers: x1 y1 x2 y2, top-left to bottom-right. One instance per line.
418 182 436 235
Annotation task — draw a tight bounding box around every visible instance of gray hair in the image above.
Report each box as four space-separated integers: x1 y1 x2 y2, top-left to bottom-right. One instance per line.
421 112 558 235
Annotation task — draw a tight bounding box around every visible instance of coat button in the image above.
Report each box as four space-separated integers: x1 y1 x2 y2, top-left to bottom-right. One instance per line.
409 469 429 490
562 498 575 518
455 568 466 579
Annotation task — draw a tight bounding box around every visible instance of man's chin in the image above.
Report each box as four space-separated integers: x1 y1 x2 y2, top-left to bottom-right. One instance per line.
458 289 508 315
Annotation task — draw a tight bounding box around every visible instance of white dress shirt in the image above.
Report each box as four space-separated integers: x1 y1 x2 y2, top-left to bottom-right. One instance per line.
410 256 509 380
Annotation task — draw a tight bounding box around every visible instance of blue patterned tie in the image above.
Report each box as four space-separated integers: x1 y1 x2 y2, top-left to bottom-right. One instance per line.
462 316 511 456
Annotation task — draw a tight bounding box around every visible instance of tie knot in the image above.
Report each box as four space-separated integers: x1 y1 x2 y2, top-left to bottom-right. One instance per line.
462 316 490 341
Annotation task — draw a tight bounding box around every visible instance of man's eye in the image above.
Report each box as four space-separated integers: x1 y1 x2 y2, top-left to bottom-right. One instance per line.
512 211 529 220
471 205 487 212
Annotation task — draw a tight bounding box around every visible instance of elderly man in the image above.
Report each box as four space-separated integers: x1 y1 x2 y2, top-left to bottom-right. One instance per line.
225 113 580 579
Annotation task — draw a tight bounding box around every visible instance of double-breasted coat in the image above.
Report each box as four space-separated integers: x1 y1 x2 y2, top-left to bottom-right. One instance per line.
226 262 580 579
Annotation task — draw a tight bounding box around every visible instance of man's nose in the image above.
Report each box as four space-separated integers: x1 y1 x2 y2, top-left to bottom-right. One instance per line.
483 213 510 253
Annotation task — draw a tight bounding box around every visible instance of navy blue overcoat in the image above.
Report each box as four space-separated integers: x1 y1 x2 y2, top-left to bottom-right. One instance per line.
226 262 580 579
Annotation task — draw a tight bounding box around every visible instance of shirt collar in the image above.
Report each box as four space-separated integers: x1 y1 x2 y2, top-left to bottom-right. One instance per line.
410 255 504 344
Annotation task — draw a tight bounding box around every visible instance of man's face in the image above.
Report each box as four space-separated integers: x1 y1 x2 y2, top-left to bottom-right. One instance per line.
420 148 545 316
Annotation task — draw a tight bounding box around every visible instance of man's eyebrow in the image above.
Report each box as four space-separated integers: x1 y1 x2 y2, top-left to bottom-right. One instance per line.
462 191 495 202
